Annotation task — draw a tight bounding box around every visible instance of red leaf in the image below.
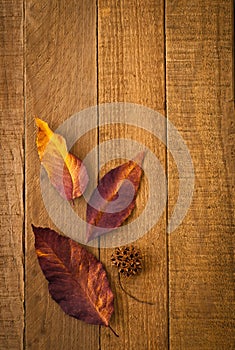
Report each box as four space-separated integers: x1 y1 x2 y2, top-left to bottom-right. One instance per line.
32 225 115 330
86 152 145 242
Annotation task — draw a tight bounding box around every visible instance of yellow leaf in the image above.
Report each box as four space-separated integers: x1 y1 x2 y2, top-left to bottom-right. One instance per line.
35 118 88 201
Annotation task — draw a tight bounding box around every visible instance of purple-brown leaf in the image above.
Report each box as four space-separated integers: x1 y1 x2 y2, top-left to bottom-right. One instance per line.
86 152 145 242
32 225 114 329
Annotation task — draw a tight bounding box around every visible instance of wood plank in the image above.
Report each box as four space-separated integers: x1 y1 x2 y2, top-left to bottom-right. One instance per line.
166 1 235 349
25 1 98 349
98 1 168 348
0 1 24 349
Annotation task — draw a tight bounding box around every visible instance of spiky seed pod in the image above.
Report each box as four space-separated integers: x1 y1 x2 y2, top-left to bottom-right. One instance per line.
111 245 142 277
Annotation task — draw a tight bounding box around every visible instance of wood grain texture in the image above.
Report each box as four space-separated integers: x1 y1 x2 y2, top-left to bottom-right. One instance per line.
0 1 24 349
166 1 235 349
98 1 168 349
25 1 98 349
1 0 234 349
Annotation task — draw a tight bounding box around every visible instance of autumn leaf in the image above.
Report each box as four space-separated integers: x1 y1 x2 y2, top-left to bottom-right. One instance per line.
32 225 118 336
35 118 88 201
86 152 145 242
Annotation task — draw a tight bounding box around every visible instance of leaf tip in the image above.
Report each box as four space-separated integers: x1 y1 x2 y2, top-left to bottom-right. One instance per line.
35 117 54 137
31 225 41 240
86 226 104 244
35 117 48 129
85 235 91 244
133 150 146 166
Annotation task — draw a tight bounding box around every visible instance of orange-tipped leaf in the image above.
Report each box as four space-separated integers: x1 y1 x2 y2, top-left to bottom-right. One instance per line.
35 118 88 201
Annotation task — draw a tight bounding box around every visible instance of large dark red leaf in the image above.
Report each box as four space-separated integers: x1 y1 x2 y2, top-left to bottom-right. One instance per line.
32 225 115 331
86 152 145 242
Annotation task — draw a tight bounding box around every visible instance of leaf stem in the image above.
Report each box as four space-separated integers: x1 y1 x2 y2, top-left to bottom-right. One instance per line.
118 272 155 306
108 325 119 337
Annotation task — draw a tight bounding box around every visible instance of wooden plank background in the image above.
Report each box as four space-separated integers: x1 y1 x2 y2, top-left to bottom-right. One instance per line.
0 0 234 349
25 1 99 349
0 1 24 349
166 1 235 349
98 1 167 349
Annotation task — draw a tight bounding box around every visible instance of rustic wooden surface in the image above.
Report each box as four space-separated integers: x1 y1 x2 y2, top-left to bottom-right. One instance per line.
98 1 167 349
0 0 234 349
25 1 98 349
0 1 24 349
166 1 235 349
